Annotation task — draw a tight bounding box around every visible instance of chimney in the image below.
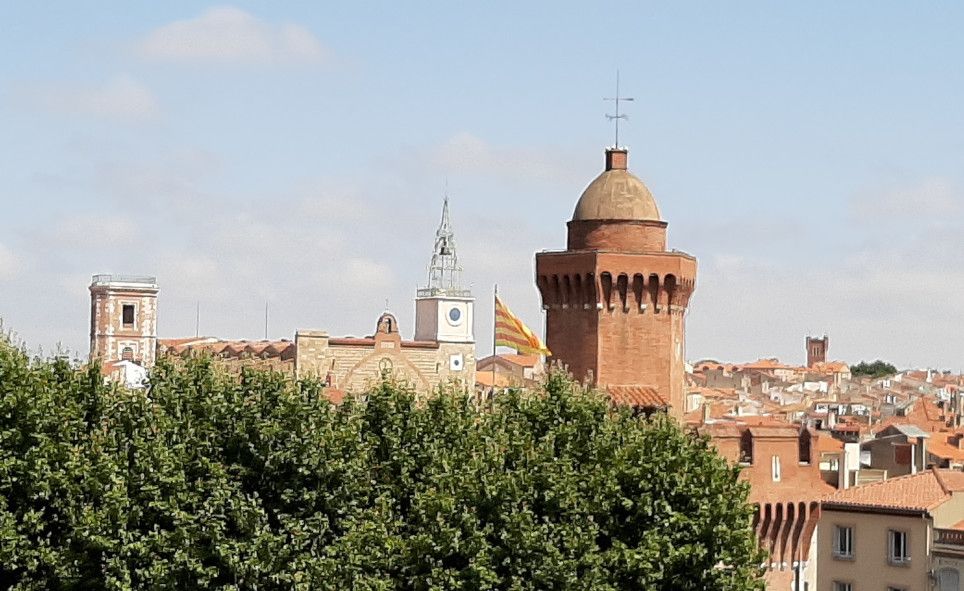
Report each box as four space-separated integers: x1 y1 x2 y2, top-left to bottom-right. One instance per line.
837 451 848 489
605 148 628 171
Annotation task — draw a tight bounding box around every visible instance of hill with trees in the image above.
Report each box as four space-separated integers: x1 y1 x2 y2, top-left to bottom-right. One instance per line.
850 360 898 378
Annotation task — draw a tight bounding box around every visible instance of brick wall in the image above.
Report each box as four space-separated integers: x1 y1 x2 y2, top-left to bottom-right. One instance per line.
536 249 696 417
295 331 475 394
89 285 158 366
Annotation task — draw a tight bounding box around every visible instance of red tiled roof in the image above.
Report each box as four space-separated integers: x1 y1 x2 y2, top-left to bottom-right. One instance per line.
814 434 844 454
162 338 295 360
158 337 217 348
927 434 964 462
327 337 439 349
325 388 346 405
475 372 514 388
823 468 964 513
747 425 800 438
738 358 802 372
813 361 850 373
606 385 667 409
499 354 540 368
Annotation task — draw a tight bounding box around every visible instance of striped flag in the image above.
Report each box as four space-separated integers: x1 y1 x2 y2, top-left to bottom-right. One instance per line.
495 295 551 356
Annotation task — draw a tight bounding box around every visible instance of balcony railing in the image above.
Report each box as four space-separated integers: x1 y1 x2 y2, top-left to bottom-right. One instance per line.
91 274 157 286
417 287 472 298
935 529 964 548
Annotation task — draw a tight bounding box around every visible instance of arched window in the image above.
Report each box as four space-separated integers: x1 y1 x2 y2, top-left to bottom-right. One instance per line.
121 347 134 361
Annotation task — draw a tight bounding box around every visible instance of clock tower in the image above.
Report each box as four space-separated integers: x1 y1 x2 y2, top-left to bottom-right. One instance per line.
415 197 475 351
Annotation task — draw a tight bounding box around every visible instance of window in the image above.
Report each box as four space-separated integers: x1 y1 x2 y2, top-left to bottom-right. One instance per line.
121 347 134 361
832 582 852 591
122 304 135 326
832 525 854 559
771 455 781 482
938 567 960 591
888 529 910 565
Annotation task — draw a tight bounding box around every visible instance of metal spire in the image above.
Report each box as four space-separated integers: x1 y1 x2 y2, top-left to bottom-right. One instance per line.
604 70 634 148
419 195 470 297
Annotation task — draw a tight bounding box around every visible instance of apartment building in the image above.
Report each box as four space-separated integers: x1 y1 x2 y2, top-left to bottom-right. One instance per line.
818 468 964 591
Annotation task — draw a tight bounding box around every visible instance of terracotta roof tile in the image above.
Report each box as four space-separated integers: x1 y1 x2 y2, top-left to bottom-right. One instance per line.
823 468 964 512
162 338 295 360
606 385 667 409
928 434 964 462
498 354 541 368
475 372 515 388
747 425 800 438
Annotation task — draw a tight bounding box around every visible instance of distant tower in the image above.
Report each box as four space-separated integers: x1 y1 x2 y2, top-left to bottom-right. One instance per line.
535 147 697 417
89 274 159 366
807 335 828 367
413 198 476 383
415 197 475 345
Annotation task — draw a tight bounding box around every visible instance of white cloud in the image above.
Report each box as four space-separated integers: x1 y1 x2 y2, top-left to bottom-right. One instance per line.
851 177 962 221
14 76 159 121
427 132 586 186
138 6 328 65
49 214 139 248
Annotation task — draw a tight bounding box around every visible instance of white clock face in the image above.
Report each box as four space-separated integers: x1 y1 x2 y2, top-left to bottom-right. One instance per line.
449 353 464 371
446 305 463 326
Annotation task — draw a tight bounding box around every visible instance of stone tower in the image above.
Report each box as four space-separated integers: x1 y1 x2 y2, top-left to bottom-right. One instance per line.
535 148 697 417
89 274 158 366
414 198 476 377
806 335 828 368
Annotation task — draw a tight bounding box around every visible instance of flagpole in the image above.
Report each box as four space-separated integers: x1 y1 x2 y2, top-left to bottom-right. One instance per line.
492 284 498 392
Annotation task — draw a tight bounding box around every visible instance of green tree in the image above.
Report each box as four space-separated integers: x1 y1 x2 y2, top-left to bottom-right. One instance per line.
850 360 898 378
0 336 764 590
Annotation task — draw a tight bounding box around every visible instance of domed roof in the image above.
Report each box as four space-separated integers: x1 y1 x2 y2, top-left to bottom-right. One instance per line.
571 150 661 222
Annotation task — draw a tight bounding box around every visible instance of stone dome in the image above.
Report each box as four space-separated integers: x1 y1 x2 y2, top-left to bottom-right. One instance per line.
571 149 661 222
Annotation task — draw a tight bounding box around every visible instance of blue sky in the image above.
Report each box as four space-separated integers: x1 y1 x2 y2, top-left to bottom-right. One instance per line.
1 2 963 368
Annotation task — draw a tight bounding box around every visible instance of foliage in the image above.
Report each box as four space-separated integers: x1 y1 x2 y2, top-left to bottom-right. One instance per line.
0 338 764 590
850 359 898 378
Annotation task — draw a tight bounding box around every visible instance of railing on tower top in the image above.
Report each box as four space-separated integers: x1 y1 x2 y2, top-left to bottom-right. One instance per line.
417 287 472 298
90 274 157 286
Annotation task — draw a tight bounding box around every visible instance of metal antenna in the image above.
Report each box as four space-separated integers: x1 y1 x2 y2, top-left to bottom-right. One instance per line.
604 70 634 148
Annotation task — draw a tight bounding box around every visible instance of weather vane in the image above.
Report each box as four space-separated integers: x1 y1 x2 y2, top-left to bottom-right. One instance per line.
604 70 634 148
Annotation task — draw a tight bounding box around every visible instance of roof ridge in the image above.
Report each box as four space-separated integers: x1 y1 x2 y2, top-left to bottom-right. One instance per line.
934 465 951 496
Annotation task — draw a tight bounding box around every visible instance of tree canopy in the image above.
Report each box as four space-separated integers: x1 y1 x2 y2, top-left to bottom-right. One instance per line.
0 338 764 590
850 360 898 378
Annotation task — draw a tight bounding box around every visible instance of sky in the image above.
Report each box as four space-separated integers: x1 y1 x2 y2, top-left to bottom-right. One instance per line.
1 2 963 369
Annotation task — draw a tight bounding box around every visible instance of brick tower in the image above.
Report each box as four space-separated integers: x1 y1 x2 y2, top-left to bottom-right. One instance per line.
535 148 696 417
806 335 828 368
89 274 159 366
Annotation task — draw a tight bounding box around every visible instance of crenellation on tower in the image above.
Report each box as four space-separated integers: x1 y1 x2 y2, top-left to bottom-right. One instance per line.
806 335 828 367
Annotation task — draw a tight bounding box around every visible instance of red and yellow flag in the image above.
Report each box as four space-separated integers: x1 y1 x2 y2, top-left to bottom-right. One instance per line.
495 295 551 356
